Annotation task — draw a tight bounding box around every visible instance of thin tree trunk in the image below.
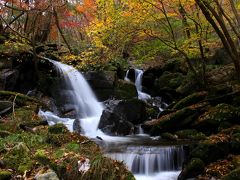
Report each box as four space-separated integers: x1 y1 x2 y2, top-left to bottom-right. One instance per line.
53 8 72 53
179 2 191 39
195 0 240 80
230 0 240 27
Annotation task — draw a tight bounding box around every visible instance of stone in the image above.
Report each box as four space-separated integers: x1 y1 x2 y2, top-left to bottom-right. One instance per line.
85 71 117 101
99 99 147 135
176 129 206 140
178 158 205 180
143 107 198 135
0 69 19 91
73 119 82 134
190 134 230 164
193 104 240 132
155 72 184 90
114 80 138 99
0 101 13 115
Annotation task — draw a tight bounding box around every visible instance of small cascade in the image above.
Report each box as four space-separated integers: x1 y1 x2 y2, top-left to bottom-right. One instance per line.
125 69 151 100
106 146 184 179
39 59 104 137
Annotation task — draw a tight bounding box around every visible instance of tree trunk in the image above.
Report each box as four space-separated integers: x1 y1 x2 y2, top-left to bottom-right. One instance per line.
0 19 3 34
179 3 191 39
195 0 240 80
53 8 72 53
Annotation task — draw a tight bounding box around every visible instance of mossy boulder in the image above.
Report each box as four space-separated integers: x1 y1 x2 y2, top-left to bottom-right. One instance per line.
0 170 12 180
3 142 32 173
173 91 208 110
230 133 240 154
155 72 184 90
99 99 146 135
193 104 240 132
161 132 178 141
85 71 117 101
178 158 205 180
143 104 206 135
114 80 137 99
190 134 230 164
176 129 206 141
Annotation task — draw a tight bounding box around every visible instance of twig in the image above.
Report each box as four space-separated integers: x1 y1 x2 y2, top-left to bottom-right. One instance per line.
12 93 18 120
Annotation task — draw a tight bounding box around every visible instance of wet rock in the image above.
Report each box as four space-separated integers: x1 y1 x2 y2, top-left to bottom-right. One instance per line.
73 119 82 134
99 99 146 135
0 101 13 115
0 69 19 91
114 80 137 99
178 158 205 180
85 71 117 101
125 68 136 82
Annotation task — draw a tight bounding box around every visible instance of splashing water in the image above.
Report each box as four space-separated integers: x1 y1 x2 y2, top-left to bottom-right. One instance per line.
39 59 104 137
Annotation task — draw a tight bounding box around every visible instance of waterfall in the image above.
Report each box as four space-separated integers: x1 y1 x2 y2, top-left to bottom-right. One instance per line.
125 69 151 100
106 145 184 180
38 60 184 180
39 59 104 137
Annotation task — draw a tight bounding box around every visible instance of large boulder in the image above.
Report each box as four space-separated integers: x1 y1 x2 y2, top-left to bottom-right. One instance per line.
99 99 147 135
178 158 205 180
190 134 230 164
143 103 208 135
84 71 117 101
0 69 19 91
0 100 13 115
193 104 240 132
114 80 137 99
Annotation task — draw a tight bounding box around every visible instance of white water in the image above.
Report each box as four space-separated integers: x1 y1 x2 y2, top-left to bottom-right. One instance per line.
106 146 184 180
125 69 151 100
39 59 104 137
38 61 183 180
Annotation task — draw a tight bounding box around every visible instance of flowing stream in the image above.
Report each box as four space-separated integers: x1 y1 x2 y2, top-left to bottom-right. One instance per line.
125 69 151 100
39 60 184 180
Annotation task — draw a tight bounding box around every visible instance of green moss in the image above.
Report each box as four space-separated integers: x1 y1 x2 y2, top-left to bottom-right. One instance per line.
114 80 137 99
0 131 11 138
161 132 178 141
173 91 208 110
179 158 205 179
48 123 68 134
3 142 33 173
0 170 12 180
65 142 80 153
155 72 184 89
176 129 206 140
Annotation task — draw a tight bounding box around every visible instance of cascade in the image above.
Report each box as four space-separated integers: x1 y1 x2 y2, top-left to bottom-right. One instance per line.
105 145 184 180
125 69 151 100
39 59 104 137
39 60 184 180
